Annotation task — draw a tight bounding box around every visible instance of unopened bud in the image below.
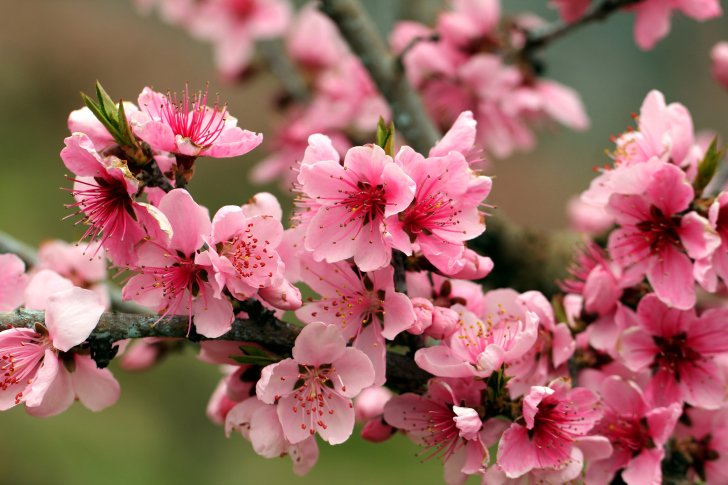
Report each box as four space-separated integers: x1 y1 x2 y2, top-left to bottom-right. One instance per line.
258 279 302 311
360 417 396 443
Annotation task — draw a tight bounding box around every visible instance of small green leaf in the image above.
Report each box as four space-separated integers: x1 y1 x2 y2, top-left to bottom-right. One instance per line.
81 92 123 142
239 345 268 358
96 81 119 124
230 354 277 366
117 100 135 146
694 136 727 195
551 294 568 326
375 117 395 158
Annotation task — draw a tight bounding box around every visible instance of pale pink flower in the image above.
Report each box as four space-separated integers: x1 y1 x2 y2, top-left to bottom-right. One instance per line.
295 257 416 386
566 196 614 235
24 270 74 311
226 397 319 475
122 189 234 338
286 2 347 71
67 102 139 151
409 297 435 335
631 0 722 50
619 294 728 409
384 145 489 274
550 0 591 23
586 376 681 485
0 287 117 416
61 133 171 265
415 290 539 379
582 90 696 207
298 144 416 272
131 85 262 162
384 378 488 485
0 254 28 311
607 163 720 309
711 42 728 91
496 378 602 478
674 406 728 484
436 0 501 49
354 386 392 422
119 337 183 371
207 375 240 425
256 322 375 445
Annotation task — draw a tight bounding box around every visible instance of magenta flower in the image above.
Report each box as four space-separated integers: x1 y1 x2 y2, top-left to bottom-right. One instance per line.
607 163 720 309
619 293 728 409
256 322 375 445
131 85 262 161
586 376 682 485
295 257 416 386
384 145 489 274
383 378 487 485
415 289 538 379
0 254 28 311
122 189 234 338
226 397 320 476
496 378 603 479
298 144 415 272
631 0 721 50
60 133 171 265
0 288 115 415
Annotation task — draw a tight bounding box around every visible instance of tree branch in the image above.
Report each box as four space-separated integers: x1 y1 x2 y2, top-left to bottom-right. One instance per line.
523 0 644 54
0 309 431 393
258 39 311 103
319 0 441 155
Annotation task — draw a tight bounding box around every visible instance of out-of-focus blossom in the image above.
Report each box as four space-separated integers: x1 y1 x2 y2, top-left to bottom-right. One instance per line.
0 254 29 311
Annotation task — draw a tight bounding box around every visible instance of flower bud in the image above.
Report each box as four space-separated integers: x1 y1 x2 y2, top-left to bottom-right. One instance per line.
447 249 493 280
257 279 302 311
408 297 434 335
354 386 393 422
426 306 459 340
360 417 396 443
712 42 728 91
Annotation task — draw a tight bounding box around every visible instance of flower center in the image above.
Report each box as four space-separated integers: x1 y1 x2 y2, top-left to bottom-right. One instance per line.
594 413 646 454
0 328 53 404
221 232 276 283
634 206 684 255
652 332 700 376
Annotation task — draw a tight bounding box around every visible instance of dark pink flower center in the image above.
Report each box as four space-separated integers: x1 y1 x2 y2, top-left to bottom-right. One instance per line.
652 332 700 377
221 230 276 283
0 328 52 403
530 398 586 464
594 413 646 454
401 397 464 463
225 0 255 19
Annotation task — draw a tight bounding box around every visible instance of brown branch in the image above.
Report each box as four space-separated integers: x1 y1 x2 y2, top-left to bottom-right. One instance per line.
319 0 441 155
523 0 644 54
0 309 431 393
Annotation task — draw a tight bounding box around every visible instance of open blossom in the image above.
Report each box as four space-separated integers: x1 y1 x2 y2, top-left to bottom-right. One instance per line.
619 293 728 409
0 254 29 311
297 144 416 272
415 290 539 379
496 378 603 478
631 0 721 50
0 288 116 415
587 376 682 485
131 85 263 162
384 378 487 485
296 257 416 386
607 163 720 309
674 406 728 484
436 0 500 49
122 189 234 338
256 322 375 445
61 133 171 265
695 191 728 291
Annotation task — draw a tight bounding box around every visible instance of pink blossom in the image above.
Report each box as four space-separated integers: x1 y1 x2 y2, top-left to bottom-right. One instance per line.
631 0 722 50
256 322 375 445
0 254 28 311
674 406 728 484
586 376 681 485
415 289 539 379
409 297 434 335
295 257 416 386
360 416 396 443
550 0 591 23
619 293 728 409
566 196 614 235
354 386 392 422
61 133 172 265
207 376 240 425
119 337 182 371
496 378 602 478
436 0 501 49
286 2 347 71
384 145 489 274
297 144 415 272
607 163 720 309
0 287 117 416
131 85 262 161
122 189 234 338
24 270 74 311
226 397 319 475
695 191 728 292
711 42 728 91
384 378 488 485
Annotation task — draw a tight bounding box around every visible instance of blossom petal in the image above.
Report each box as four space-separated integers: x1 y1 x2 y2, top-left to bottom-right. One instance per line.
45 287 104 352
71 354 120 412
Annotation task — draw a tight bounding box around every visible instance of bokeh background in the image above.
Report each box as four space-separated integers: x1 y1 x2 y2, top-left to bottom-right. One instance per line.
1 0 727 483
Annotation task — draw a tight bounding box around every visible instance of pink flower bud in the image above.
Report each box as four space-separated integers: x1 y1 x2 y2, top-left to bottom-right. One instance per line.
447 249 493 280
712 42 728 91
120 338 166 371
257 279 302 311
408 297 434 335
360 417 396 443
354 386 393 422
426 306 459 340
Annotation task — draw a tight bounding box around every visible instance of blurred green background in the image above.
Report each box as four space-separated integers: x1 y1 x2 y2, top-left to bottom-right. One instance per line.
1 0 727 483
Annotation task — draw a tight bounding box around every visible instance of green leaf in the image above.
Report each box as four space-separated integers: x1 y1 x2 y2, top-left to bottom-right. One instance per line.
117 100 137 147
81 92 123 142
239 345 268 358
375 117 395 158
551 294 568 326
230 354 277 366
694 136 727 195
95 81 119 124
